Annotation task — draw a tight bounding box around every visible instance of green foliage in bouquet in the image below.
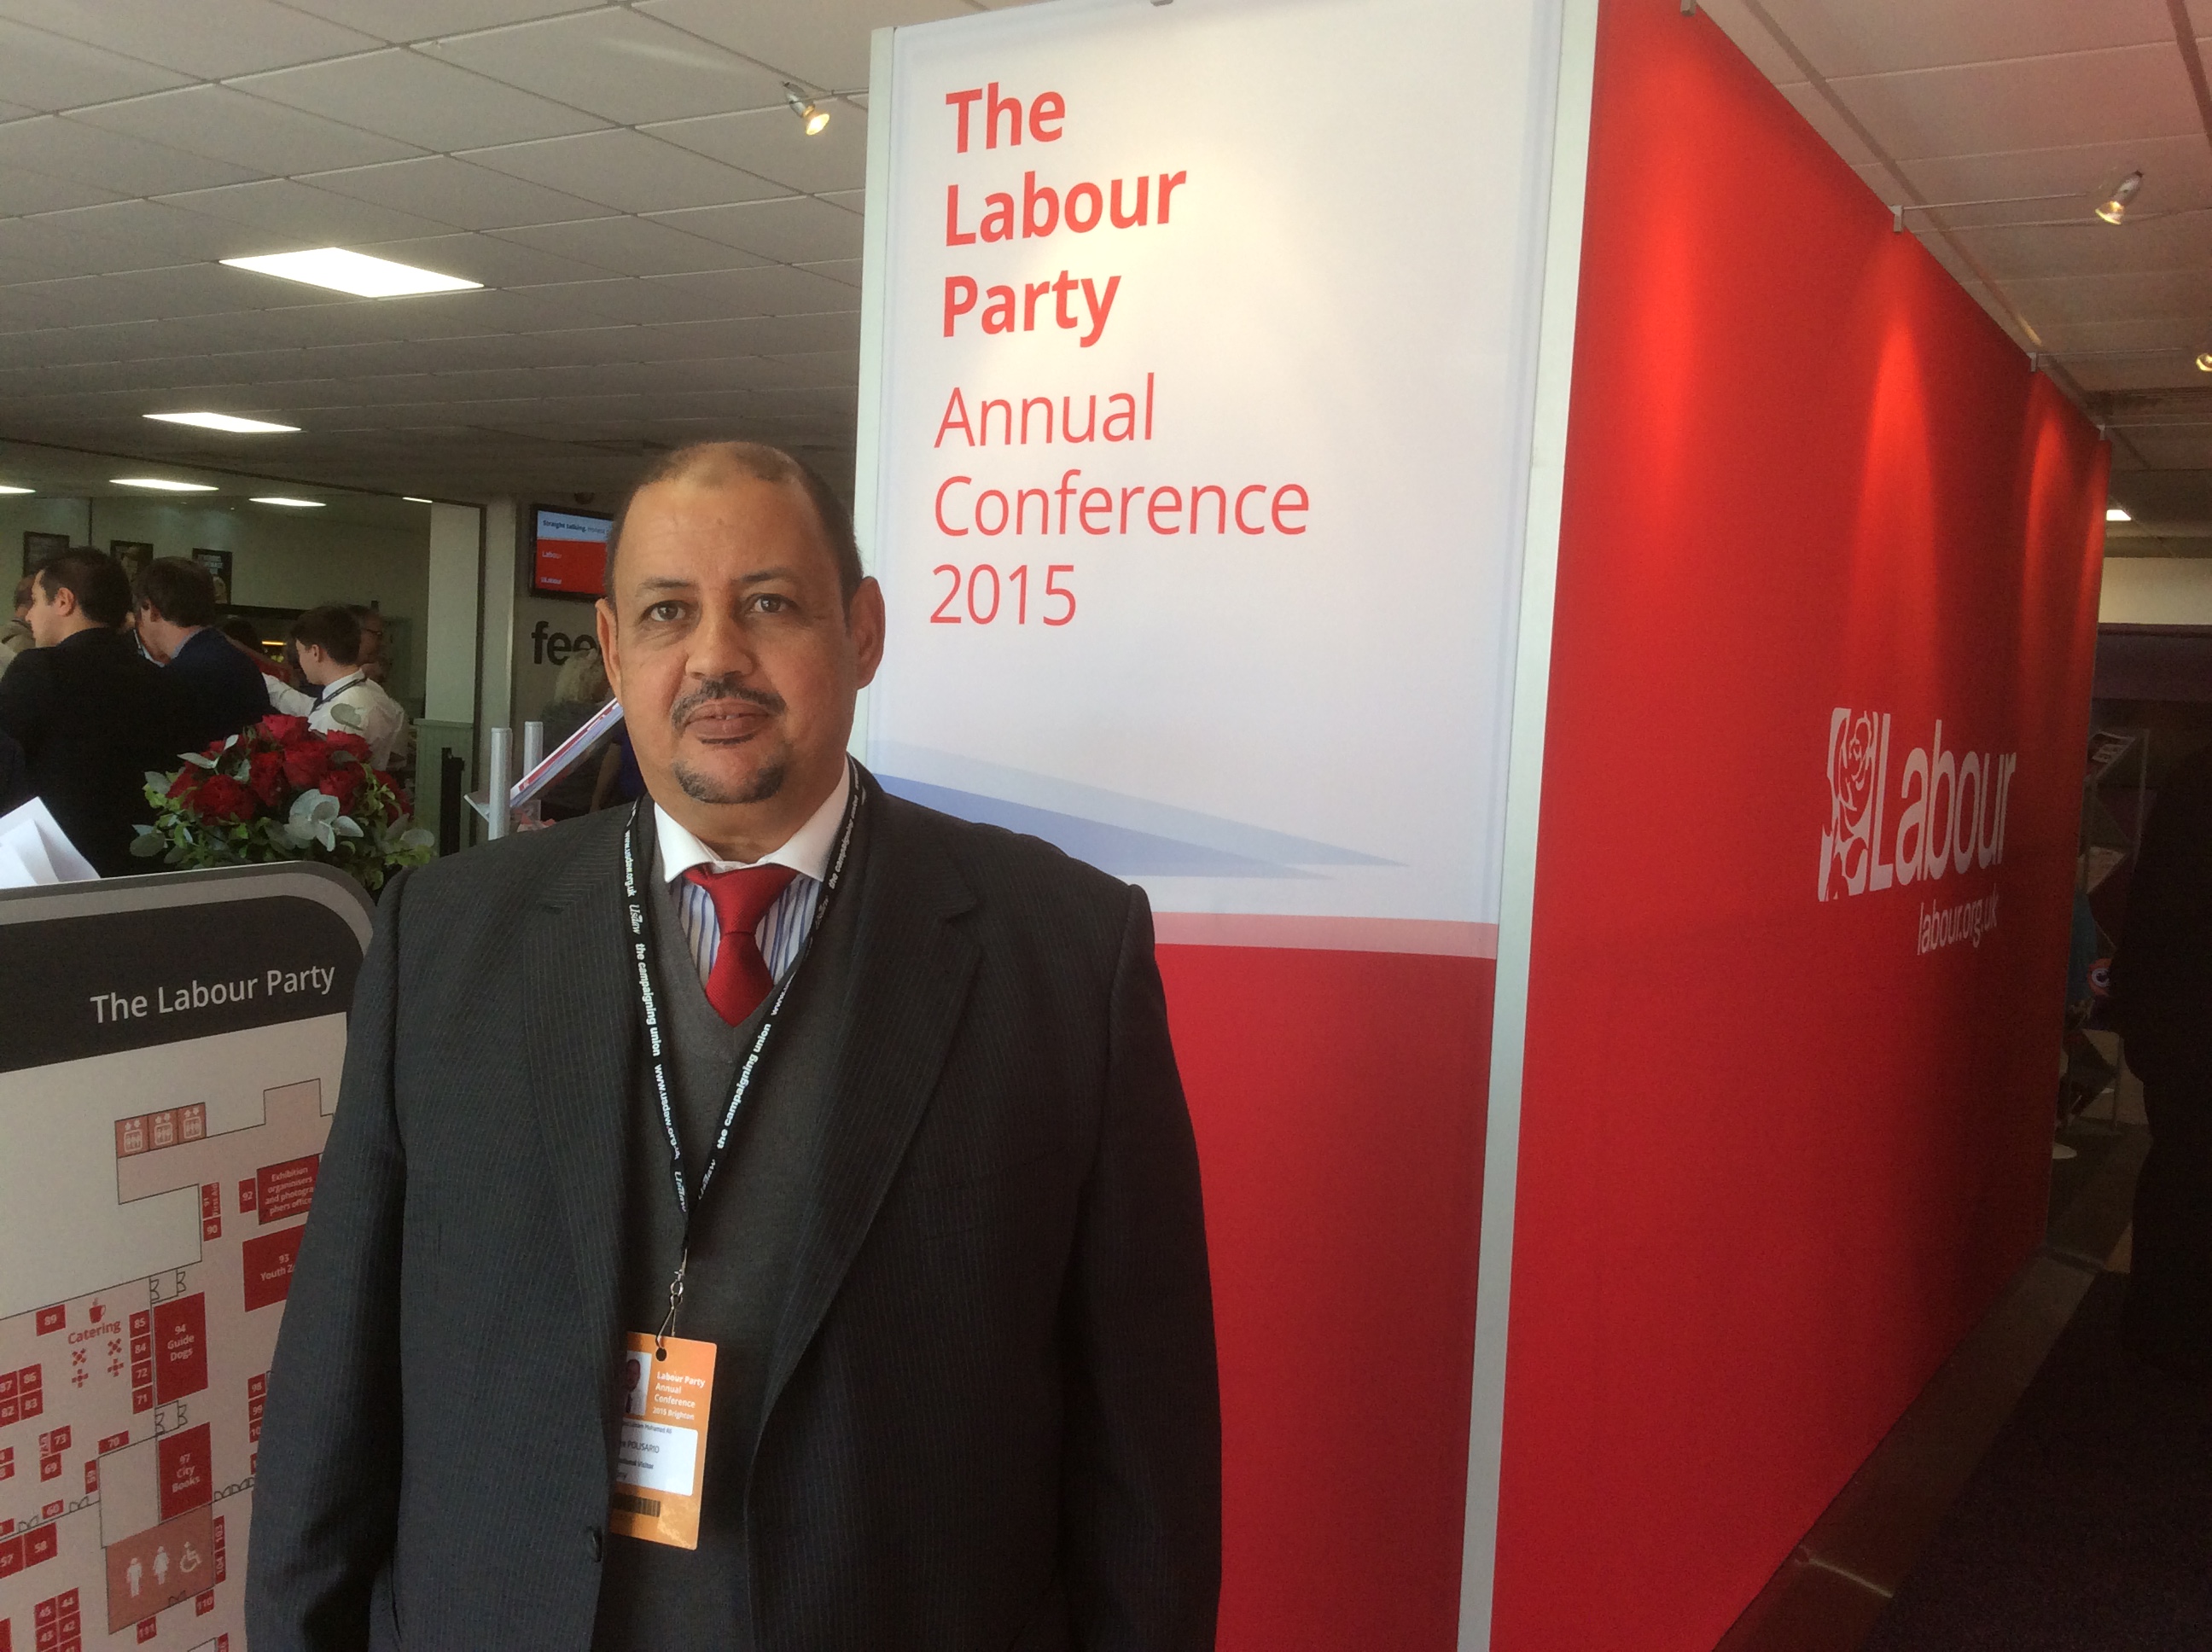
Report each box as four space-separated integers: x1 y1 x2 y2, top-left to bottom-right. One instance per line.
135 712 434 892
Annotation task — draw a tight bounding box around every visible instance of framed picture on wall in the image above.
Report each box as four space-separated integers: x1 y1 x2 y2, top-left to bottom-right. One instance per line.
21 530 69 580
194 549 235 606
110 539 154 587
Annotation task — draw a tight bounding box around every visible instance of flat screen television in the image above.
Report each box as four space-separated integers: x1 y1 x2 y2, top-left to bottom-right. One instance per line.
532 506 614 599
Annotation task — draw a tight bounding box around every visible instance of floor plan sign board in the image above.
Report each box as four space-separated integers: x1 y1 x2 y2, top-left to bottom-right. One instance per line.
0 867 373 1651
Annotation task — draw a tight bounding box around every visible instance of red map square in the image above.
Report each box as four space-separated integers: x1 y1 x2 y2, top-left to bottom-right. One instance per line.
254 1155 319 1224
151 1297 207 1405
241 1228 304 1312
156 1423 212 1520
34 1307 62 1336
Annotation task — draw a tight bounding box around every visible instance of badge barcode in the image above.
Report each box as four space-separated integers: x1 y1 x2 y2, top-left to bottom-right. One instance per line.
612 1492 661 1518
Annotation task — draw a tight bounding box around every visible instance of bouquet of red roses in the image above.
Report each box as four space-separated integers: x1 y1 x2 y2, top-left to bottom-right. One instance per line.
134 713 434 891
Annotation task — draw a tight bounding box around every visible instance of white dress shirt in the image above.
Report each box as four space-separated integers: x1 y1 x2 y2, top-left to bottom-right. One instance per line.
654 761 852 990
274 670 409 770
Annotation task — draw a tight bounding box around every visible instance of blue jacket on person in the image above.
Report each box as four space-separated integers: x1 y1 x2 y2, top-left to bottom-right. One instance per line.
168 625 271 753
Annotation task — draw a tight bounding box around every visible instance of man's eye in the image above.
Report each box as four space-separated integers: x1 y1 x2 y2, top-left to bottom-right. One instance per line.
645 602 684 623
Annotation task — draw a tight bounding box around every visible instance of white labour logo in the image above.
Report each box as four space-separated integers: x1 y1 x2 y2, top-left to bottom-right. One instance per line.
1819 709 2017 902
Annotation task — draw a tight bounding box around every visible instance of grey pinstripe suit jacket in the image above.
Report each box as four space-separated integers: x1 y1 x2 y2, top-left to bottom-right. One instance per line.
244 773 1220 1651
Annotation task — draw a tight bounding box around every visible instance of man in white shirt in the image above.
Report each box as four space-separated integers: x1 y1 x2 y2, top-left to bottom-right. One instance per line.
276 605 409 769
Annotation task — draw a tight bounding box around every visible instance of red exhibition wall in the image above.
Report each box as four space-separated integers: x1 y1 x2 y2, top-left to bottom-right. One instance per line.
1160 945 1492 1650
1493 4 2108 1650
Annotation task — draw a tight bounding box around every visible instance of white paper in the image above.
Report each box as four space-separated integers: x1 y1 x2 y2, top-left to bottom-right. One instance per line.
0 797 101 887
615 1419 699 1495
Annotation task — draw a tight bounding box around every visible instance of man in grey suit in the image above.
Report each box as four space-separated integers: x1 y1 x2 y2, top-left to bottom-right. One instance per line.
247 442 1220 1650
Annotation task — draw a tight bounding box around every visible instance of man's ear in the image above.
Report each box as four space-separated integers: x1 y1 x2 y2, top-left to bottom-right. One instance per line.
847 577 885 689
596 598 623 699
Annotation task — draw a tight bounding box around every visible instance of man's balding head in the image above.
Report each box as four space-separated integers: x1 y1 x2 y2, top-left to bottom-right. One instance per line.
606 441 863 602
593 438 885 863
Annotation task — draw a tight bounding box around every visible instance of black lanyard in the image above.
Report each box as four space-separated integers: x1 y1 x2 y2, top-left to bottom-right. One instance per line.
621 760 864 1341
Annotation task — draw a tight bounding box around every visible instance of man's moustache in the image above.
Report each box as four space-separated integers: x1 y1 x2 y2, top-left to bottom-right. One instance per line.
671 680 785 728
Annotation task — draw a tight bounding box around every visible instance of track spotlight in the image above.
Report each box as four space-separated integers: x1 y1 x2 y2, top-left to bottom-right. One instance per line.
784 83 830 137
2197 352 2212 372
2094 171 2142 224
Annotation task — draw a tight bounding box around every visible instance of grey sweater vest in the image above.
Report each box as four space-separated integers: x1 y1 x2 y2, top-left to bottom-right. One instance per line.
592 808 871 1650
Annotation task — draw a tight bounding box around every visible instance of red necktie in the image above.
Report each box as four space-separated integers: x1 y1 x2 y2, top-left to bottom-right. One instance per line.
684 864 798 1025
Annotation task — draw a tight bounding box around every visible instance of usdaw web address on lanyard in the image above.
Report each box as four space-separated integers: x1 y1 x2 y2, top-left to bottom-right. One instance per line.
607 760 864 1549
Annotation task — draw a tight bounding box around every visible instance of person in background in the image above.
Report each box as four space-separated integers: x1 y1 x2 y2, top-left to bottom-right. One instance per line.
281 605 409 769
0 726 28 814
0 576 33 677
219 615 289 681
347 604 390 688
0 549 188 874
538 644 615 822
2111 740 2212 1382
135 558 271 751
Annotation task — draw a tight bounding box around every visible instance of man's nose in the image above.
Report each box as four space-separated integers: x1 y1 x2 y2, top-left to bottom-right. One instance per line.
686 602 759 679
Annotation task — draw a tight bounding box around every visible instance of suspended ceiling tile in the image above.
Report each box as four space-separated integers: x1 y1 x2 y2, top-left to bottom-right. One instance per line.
232 48 610 152
24 199 281 267
1829 44 2200 161
0 116 259 197
2068 355 2212 393
488 213 768 276
643 311 860 358
420 9 789 125
636 0 975 92
2002 267 2212 324
647 262 864 320
2040 315 2209 354
152 177 459 245
648 195 864 263
73 85 425 176
1947 213 2212 281
1889 133 2212 216
0 17 191 110
1774 83 1879 168
0 317 165 366
748 348 863 388
460 128 789 214
2112 428 2212 468
0 167 125 217
791 257 861 289
0 0 384 79
302 154 613 233
278 0 604 45
1745 0 2173 77
644 104 870 195
354 230 620 288
818 188 864 213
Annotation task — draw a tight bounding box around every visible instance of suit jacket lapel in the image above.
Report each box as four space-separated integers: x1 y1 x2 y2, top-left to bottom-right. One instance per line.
760 782 979 1424
519 809 637 1467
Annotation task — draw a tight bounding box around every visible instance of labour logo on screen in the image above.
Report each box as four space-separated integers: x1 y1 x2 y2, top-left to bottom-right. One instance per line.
1818 708 2019 954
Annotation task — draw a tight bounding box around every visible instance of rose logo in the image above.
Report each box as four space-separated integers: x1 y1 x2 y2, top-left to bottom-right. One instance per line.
1820 708 1882 899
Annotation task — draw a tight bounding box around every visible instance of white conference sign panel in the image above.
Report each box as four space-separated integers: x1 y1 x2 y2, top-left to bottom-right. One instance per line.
0 866 372 1650
859 0 1571 958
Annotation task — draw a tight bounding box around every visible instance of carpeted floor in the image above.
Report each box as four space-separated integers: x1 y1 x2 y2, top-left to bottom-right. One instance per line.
1860 1272 2212 1650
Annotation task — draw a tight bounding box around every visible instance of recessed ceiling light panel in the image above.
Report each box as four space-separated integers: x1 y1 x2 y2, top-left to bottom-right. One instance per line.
221 247 481 299
2106 507 2131 522
251 497 325 508
145 411 300 434
403 496 434 504
113 477 218 492
0 485 32 495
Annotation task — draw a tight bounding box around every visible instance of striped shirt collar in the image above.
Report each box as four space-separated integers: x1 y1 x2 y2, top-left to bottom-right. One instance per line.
650 761 851 888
